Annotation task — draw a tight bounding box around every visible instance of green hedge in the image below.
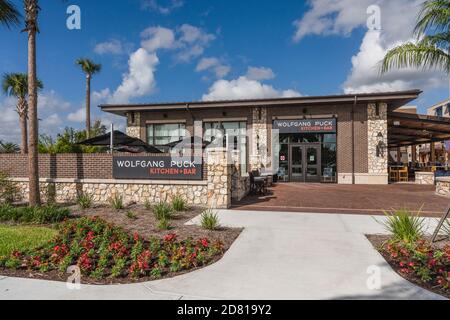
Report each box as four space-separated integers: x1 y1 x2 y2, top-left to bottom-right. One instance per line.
0 204 70 224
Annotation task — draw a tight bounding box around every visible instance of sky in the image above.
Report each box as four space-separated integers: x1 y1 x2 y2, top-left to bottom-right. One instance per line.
0 0 448 143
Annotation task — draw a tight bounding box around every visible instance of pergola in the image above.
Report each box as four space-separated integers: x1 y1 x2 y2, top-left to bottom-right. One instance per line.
388 112 450 162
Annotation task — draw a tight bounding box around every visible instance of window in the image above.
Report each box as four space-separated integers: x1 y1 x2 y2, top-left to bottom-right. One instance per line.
435 106 443 117
147 123 186 152
203 121 247 174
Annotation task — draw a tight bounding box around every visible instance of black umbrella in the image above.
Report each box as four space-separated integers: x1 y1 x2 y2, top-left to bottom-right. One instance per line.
164 136 212 149
79 131 162 153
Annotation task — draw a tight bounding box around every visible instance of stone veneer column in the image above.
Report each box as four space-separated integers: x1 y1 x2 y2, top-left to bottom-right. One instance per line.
126 112 141 139
366 103 388 184
250 107 268 170
206 149 232 209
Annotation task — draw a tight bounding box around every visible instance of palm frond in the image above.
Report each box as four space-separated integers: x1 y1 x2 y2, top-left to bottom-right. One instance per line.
0 0 21 29
76 58 102 76
414 0 450 36
381 42 450 74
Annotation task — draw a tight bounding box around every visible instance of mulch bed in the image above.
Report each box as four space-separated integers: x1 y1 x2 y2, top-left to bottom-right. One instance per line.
70 205 242 251
0 205 243 285
367 235 450 299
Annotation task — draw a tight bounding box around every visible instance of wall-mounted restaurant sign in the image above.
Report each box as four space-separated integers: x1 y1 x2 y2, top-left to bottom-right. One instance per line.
113 156 203 180
273 118 337 134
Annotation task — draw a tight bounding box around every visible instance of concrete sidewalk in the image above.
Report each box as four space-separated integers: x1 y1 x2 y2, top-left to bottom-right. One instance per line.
0 210 446 300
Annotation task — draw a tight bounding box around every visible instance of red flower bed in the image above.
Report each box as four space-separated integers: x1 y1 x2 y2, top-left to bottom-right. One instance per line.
382 239 450 292
0 217 224 281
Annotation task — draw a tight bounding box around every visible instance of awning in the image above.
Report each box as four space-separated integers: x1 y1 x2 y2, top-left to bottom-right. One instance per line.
388 112 450 148
79 131 163 153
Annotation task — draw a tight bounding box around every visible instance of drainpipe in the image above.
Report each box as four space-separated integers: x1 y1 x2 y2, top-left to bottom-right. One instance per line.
352 96 357 185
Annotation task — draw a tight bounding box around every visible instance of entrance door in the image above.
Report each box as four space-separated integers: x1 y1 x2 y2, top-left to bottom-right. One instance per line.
289 144 322 182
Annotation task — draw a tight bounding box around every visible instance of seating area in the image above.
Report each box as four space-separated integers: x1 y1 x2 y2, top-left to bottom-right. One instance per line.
249 170 274 195
389 161 450 183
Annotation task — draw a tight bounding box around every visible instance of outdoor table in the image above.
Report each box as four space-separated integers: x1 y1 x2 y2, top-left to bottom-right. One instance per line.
254 176 268 195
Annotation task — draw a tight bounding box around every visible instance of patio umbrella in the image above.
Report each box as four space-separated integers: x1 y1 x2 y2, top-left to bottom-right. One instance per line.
79 131 162 153
163 136 212 149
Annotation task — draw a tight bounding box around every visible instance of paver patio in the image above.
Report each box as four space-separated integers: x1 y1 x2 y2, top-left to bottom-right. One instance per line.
232 183 449 216
0 210 446 300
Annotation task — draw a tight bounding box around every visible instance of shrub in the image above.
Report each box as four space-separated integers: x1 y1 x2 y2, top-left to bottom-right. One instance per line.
172 196 187 212
157 218 171 230
110 195 124 210
442 219 450 237
76 192 93 210
382 208 425 243
0 204 70 224
153 202 173 221
200 209 221 231
0 171 19 204
383 240 449 291
44 184 57 205
0 217 224 280
126 210 137 220
144 199 152 210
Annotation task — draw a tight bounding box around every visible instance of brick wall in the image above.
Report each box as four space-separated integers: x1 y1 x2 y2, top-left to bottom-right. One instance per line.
0 153 207 180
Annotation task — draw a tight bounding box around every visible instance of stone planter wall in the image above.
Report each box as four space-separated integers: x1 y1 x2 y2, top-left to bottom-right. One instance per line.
415 172 435 185
8 150 232 209
436 178 450 198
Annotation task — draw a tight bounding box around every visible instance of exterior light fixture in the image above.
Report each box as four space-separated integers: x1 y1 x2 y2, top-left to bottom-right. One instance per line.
376 132 385 158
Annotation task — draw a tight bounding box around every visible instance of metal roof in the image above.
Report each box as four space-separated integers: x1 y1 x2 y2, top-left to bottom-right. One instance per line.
100 90 422 116
388 112 450 147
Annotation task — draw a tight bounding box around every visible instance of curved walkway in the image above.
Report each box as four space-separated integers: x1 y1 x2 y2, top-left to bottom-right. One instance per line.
0 210 446 300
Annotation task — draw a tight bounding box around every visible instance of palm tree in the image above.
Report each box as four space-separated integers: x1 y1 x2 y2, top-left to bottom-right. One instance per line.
381 0 450 74
2 73 43 154
0 141 20 153
24 0 40 206
76 59 102 139
0 0 21 28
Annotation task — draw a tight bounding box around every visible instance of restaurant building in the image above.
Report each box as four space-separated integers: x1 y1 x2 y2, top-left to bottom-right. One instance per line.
100 90 450 186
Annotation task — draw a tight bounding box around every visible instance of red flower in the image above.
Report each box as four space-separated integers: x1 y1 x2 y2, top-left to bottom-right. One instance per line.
164 233 177 242
199 238 209 248
133 233 140 242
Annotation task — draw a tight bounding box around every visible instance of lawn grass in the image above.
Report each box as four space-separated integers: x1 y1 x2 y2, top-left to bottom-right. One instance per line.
0 225 57 257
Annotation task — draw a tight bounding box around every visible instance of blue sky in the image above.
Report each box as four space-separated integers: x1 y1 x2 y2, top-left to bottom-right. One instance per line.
0 0 448 142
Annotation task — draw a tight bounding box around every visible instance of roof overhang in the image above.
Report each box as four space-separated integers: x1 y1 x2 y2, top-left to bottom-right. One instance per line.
388 112 450 148
100 90 422 117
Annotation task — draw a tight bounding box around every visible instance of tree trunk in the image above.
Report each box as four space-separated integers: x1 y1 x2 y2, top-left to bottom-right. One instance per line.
27 20 40 206
86 75 91 138
17 97 28 154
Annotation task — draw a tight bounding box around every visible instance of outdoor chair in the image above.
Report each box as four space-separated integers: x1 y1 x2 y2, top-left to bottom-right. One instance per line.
389 167 399 183
398 167 409 182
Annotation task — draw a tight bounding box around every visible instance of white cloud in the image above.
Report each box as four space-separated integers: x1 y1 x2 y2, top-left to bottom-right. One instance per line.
202 76 301 101
246 67 275 81
67 107 85 123
175 24 216 63
94 39 125 55
140 26 176 52
38 90 71 111
292 0 423 43
293 0 446 93
196 57 231 78
110 48 159 104
141 0 184 15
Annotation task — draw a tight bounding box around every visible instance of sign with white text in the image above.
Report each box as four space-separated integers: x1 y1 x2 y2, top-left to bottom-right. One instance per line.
273 119 337 134
113 156 203 180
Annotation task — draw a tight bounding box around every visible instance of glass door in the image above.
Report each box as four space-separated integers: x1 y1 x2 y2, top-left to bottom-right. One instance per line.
289 144 322 182
290 145 303 182
305 145 321 182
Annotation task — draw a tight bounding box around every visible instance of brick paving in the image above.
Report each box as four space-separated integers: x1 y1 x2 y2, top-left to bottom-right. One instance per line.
232 183 450 217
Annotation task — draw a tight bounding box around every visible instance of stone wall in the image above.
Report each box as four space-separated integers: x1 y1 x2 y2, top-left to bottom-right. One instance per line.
5 150 232 209
366 103 388 184
126 112 142 139
230 151 250 202
436 178 450 198
250 107 268 171
415 172 435 185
